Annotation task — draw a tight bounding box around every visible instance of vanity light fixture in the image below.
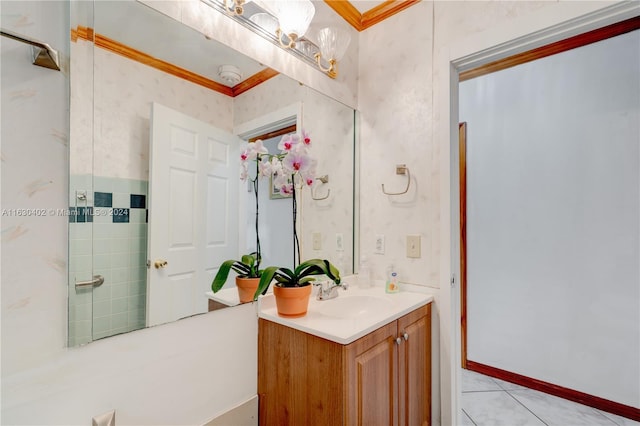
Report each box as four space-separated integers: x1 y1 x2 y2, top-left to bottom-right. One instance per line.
272 0 315 49
204 0 342 79
314 27 351 79
223 0 251 16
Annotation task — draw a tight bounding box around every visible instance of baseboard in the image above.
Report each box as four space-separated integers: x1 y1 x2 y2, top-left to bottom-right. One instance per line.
466 360 640 421
203 395 258 426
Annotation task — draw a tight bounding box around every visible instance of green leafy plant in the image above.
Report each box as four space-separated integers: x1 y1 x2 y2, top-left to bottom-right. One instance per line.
211 253 262 293
254 258 341 299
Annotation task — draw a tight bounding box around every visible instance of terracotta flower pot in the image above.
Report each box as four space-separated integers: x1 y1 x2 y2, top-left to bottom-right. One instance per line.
273 285 312 318
236 276 260 303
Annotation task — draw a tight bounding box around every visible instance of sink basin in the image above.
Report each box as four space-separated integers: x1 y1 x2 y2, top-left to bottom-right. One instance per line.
258 280 434 344
316 295 393 319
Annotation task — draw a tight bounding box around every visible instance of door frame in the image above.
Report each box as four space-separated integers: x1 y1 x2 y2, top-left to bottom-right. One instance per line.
458 11 639 370
456 13 640 421
458 122 467 370
443 3 640 423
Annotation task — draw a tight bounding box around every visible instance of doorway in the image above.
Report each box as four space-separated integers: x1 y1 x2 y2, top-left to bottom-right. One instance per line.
458 19 639 421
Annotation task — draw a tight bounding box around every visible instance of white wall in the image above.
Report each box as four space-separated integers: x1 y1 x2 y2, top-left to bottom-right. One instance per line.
1 1 258 424
2 306 258 425
460 30 639 407
1 1 355 424
1 0 70 378
358 0 633 423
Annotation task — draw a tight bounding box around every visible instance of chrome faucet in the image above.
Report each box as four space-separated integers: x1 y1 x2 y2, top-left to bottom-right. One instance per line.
313 280 348 300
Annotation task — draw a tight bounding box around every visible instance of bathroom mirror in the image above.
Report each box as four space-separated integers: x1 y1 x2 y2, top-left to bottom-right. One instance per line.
68 0 356 346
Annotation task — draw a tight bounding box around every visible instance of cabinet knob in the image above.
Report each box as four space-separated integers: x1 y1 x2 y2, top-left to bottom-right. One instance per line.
403 332 409 341
396 337 402 345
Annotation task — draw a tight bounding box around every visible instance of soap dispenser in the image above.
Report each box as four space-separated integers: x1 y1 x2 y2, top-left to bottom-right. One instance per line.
385 265 400 293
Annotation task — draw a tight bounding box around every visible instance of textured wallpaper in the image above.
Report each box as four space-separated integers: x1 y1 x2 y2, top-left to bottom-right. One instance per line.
1 0 70 375
357 1 437 287
92 46 234 181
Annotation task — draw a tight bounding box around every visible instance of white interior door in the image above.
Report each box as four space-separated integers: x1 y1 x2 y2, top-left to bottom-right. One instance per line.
148 103 239 326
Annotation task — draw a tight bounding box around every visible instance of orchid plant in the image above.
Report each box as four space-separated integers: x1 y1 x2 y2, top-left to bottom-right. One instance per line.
249 130 344 299
211 140 270 294
263 130 317 267
212 129 324 298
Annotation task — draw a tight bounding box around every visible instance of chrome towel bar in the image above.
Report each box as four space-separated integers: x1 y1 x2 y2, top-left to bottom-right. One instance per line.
1 28 61 71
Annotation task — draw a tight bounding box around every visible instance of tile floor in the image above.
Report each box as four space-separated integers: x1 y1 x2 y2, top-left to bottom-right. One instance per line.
460 369 639 426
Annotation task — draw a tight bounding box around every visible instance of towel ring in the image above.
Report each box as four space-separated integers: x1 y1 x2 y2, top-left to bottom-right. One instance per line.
312 175 330 201
382 164 410 196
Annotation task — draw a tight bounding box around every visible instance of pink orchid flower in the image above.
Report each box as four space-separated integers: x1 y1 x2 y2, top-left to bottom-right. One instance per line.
278 134 299 152
301 129 311 146
280 183 294 195
252 139 269 156
258 158 272 177
283 152 312 174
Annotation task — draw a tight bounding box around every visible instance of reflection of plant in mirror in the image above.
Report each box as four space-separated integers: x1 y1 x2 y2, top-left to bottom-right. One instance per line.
213 130 320 295
264 130 317 266
240 139 272 268
254 258 341 299
211 253 262 292
211 141 270 294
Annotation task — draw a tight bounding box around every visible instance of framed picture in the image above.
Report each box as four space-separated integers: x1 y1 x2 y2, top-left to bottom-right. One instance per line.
270 174 293 199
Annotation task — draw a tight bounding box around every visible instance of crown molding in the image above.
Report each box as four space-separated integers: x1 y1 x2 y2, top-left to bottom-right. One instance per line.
71 26 278 98
459 14 640 81
324 0 420 32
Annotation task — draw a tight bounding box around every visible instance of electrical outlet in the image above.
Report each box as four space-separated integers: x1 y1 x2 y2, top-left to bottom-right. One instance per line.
407 235 421 258
375 234 385 254
312 232 322 250
336 233 344 251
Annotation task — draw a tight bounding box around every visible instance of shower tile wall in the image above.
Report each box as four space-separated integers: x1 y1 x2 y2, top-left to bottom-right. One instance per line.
68 175 148 345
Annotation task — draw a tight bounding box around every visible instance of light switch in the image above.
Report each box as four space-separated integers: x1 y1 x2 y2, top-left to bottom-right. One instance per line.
336 233 344 251
407 235 421 258
312 232 322 250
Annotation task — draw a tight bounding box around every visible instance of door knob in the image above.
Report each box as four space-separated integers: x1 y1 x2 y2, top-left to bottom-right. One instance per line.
154 259 168 269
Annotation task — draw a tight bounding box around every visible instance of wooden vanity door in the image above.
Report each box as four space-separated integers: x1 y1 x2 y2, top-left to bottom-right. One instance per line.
397 304 431 426
345 321 399 426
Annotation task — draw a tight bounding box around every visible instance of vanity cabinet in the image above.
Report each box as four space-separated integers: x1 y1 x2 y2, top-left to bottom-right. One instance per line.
258 303 431 426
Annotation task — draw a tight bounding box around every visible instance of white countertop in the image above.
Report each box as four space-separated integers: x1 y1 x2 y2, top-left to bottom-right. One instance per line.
258 283 434 345
205 288 241 307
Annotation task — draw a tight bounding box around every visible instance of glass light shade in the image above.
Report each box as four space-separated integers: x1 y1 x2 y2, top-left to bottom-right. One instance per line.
316 27 351 61
273 0 315 38
250 12 279 34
